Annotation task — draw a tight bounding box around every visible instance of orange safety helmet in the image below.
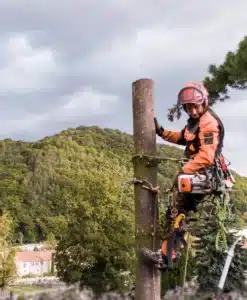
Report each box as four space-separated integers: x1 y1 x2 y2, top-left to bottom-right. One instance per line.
177 82 209 108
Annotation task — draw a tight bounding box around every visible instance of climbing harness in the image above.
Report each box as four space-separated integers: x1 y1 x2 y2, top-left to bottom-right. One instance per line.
128 152 238 272
161 154 236 269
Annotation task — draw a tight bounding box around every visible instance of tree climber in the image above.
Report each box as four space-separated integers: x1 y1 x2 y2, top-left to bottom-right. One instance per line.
152 81 230 269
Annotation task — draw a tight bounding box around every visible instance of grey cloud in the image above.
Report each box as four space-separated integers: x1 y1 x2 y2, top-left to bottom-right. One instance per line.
0 0 247 175
0 0 243 99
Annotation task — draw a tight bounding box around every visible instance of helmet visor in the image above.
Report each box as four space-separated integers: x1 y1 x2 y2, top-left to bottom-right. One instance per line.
178 87 204 105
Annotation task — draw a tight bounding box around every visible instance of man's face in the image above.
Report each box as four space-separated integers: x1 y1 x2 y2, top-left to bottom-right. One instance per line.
185 103 204 118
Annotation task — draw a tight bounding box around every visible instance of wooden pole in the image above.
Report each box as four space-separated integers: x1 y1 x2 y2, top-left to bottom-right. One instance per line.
132 78 160 300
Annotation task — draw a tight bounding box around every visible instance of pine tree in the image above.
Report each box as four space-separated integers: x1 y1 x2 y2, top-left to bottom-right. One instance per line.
203 35 247 104
193 193 247 294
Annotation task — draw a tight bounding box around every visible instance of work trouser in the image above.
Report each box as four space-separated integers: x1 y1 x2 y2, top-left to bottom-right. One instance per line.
175 191 204 213
164 188 205 233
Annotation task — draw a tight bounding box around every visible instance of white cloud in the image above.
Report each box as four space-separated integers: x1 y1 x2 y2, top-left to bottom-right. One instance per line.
0 113 45 134
0 34 58 93
0 87 119 135
85 1 247 84
214 90 247 118
0 1 247 177
54 86 119 121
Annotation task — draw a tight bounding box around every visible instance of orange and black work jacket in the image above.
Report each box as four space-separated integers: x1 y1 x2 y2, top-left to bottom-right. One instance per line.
160 108 224 174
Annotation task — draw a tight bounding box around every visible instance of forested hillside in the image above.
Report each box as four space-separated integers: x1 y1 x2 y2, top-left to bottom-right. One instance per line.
1 125 247 294
0 125 246 244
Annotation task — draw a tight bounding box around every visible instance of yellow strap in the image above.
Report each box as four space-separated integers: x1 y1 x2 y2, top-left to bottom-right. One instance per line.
173 213 185 228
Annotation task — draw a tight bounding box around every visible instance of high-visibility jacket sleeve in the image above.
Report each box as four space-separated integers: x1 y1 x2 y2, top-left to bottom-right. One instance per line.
160 127 186 145
182 112 220 174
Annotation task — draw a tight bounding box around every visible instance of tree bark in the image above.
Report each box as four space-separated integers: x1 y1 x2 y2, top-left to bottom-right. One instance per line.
132 78 160 300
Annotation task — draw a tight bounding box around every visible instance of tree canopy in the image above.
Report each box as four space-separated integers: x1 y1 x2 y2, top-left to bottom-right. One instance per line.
204 35 247 104
0 125 247 294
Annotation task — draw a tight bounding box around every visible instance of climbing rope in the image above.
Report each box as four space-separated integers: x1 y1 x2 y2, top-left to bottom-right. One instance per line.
121 152 245 269
127 178 160 194
131 153 187 167
214 192 229 250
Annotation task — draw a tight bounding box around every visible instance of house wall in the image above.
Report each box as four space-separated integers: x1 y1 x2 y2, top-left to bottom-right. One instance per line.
16 260 51 276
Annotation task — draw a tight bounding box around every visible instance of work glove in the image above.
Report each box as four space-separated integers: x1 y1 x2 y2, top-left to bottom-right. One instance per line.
154 117 164 137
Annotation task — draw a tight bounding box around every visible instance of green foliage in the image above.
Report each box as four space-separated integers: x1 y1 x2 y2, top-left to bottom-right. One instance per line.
54 162 135 294
0 214 17 289
203 35 247 104
0 247 17 290
0 126 183 244
44 232 57 250
0 125 247 293
230 172 247 221
197 237 247 293
194 194 247 293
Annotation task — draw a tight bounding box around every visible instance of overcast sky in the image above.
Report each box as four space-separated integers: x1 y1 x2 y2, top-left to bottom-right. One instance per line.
0 0 247 176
